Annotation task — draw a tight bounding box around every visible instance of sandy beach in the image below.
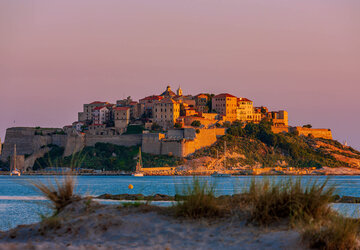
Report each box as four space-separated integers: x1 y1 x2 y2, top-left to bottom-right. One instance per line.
0 199 305 250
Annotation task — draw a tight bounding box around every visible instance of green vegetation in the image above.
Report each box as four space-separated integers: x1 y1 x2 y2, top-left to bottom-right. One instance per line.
173 177 359 248
191 120 201 127
33 143 183 171
174 177 223 218
245 178 335 225
191 120 346 168
124 125 144 134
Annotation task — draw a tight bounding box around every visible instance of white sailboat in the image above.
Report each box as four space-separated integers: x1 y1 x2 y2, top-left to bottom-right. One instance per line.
132 147 144 177
10 144 21 176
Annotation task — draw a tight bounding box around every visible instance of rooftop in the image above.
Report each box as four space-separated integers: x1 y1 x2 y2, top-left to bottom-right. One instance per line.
213 93 237 99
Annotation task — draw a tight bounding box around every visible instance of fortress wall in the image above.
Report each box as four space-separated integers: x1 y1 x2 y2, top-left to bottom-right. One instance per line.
142 133 164 155
24 147 50 170
85 134 142 147
51 134 67 147
271 126 289 134
160 140 184 157
1 127 64 161
291 127 333 140
64 134 86 157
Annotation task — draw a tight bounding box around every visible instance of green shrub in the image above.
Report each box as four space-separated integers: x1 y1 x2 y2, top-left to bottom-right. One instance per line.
246 178 335 225
174 177 223 218
191 120 201 127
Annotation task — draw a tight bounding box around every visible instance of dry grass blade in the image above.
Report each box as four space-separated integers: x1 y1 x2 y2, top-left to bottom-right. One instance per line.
174 177 223 219
246 177 335 225
32 174 80 214
302 216 360 250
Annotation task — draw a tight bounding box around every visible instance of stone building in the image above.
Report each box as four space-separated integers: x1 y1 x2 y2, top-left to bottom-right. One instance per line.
194 94 209 113
113 107 130 129
153 98 180 130
267 110 288 127
212 93 238 121
78 101 109 123
236 97 261 123
117 97 144 119
139 95 163 118
93 106 110 125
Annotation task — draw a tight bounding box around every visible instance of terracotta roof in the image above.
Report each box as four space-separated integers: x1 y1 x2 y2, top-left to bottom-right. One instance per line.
90 101 108 105
238 97 253 102
139 95 163 101
93 106 108 110
195 93 208 98
113 107 130 111
129 101 138 105
213 93 237 99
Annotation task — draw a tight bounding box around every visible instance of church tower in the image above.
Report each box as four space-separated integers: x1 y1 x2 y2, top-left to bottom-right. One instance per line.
177 86 183 96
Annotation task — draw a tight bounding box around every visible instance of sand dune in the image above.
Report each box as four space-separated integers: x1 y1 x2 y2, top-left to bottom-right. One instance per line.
0 199 305 249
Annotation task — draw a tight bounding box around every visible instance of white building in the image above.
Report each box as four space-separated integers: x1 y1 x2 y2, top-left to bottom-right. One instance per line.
93 106 110 125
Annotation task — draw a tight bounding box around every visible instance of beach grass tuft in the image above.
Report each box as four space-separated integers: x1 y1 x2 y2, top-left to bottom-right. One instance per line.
302 215 360 250
174 177 223 219
32 174 80 214
245 178 335 225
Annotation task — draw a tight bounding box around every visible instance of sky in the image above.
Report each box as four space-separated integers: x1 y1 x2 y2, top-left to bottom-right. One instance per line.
0 0 359 149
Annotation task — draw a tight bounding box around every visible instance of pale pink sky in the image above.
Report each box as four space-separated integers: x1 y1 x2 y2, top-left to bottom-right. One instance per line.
0 0 359 149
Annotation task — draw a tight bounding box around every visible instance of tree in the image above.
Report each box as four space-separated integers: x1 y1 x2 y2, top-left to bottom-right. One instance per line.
174 123 182 129
191 120 201 127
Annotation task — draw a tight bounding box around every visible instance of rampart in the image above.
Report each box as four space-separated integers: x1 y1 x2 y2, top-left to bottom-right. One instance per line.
85 134 142 147
290 127 333 140
142 128 225 157
271 126 289 134
0 127 66 161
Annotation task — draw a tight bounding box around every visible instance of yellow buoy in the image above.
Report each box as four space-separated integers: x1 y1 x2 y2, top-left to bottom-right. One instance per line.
128 184 133 189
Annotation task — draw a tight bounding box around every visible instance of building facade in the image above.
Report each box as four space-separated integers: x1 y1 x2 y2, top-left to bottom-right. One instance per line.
212 93 238 121
113 107 130 129
78 101 109 122
93 107 110 125
153 98 180 129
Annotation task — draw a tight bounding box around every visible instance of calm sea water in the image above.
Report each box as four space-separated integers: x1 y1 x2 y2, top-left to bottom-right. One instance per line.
0 175 360 231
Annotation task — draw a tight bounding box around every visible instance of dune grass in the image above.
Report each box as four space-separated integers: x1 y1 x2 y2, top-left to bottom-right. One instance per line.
32 174 80 214
174 177 224 219
245 178 335 226
302 215 360 250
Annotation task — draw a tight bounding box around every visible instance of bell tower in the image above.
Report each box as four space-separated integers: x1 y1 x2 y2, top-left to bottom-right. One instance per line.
177 86 183 96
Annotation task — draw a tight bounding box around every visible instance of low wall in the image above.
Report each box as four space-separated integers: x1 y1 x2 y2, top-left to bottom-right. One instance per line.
290 127 333 140
85 134 142 147
271 126 289 134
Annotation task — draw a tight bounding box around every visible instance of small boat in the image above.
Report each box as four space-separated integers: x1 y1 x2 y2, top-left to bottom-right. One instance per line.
10 144 21 176
132 147 144 177
211 171 231 177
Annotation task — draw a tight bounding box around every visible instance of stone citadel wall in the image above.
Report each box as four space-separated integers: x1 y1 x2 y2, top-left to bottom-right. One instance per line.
290 127 333 140
0 127 66 161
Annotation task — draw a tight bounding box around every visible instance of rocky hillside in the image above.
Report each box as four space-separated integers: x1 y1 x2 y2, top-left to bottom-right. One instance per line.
189 121 360 170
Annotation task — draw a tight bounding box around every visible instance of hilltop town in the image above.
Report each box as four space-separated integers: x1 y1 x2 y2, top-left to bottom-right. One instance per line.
2 85 359 175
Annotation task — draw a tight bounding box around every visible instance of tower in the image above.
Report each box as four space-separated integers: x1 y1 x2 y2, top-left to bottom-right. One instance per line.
177 86 183 96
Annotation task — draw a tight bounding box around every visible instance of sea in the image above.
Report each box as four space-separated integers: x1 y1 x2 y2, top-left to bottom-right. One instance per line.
0 175 360 231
